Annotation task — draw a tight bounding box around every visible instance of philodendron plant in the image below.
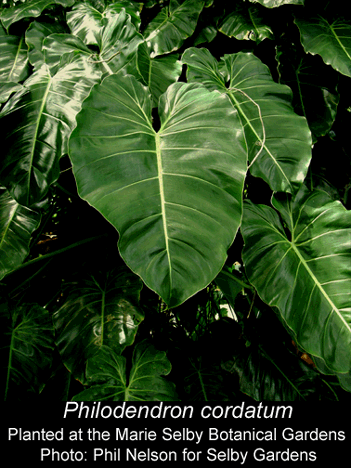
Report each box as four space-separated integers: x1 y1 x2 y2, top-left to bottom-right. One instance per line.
0 0 350 401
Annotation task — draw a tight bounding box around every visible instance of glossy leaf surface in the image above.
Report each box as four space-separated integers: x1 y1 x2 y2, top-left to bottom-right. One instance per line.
295 15 351 78
0 190 40 280
69 73 247 307
72 340 178 401
182 48 312 193
53 267 144 383
241 186 351 374
136 41 182 107
0 56 101 206
249 0 304 7
1 302 54 400
219 3 273 44
143 0 204 57
0 0 75 30
0 35 29 82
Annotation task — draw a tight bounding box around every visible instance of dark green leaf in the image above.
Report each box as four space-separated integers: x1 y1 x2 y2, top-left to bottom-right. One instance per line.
72 340 178 401
1 0 75 31
143 0 204 57
219 3 274 44
276 40 339 140
0 34 29 82
136 41 182 106
0 190 40 280
295 15 351 78
0 55 101 206
53 266 144 383
182 48 312 193
1 302 55 400
241 186 351 374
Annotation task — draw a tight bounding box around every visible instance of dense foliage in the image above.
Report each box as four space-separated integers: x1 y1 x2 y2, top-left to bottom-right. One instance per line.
1 0 350 401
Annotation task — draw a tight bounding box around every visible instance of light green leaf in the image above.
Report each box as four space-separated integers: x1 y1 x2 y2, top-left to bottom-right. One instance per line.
182 48 312 193
69 73 247 308
72 340 178 401
295 15 351 78
53 266 144 383
241 186 351 374
0 55 101 206
143 0 204 57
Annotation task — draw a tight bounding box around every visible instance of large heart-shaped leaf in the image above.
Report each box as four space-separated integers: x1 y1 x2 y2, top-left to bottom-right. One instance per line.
0 55 101 207
143 0 204 57
0 189 40 280
295 15 351 78
53 266 144 383
241 186 351 374
182 48 312 193
1 301 55 400
72 341 178 401
69 73 247 308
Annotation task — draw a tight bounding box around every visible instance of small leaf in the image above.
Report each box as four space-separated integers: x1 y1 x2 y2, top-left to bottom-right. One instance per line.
53 266 144 383
1 301 55 400
72 340 178 401
249 0 304 7
0 190 40 280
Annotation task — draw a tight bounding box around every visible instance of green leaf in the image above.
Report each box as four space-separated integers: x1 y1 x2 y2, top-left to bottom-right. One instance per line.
53 266 144 383
1 302 55 400
136 41 182 106
0 82 23 104
72 340 178 401
0 0 75 31
295 15 351 78
25 20 65 70
69 73 247 308
143 0 205 57
276 40 339 141
0 190 40 280
219 3 274 44
0 34 29 82
249 0 304 7
67 1 141 47
182 48 312 193
0 55 101 207
241 186 351 374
